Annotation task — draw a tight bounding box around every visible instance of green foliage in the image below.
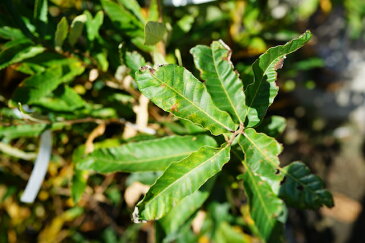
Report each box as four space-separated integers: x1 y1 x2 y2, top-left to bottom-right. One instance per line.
133 144 231 222
136 64 237 135
0 1 339 242
244 31 312 127
144 21 167 45
133 32 332 242
78 135 216 172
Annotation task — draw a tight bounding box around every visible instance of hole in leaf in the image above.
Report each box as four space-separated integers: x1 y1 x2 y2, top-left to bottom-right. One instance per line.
275 169 280 175
280 177 287 185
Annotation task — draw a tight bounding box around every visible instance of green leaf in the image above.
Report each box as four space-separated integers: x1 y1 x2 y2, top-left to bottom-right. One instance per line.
124 51 146 78
11 62 84 105
71 169 88 203
101 0 148 51
158 177 215 235
279 161 334 209
241 161 286 243
158 185 211 234
256 115 286 138
117 0 145 23
136 64 237 135
84 10 104 42
0 123 64 140
34 0 48 23
191 40 246 124
54 17 69 50
68 14 87 47
144 21 166 45
244 31 312 127
77 135 217 173
101 0 143 32
32 85 86 112
238 128 284 193
239 129 333 210
133 144 230 221
0 26 25 40
215 222 248 243
0 39 45 70
148 0 159 21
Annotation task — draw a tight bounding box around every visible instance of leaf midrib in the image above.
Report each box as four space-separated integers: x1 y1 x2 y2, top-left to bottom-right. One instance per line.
243 55 281 121
211 47 243 124
242 161 277 237
243 131 320 198
91 150 193 165
140 145 229 214
151 68 234 132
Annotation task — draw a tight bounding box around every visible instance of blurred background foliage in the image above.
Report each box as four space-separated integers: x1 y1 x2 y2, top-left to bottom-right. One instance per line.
1 0 365 242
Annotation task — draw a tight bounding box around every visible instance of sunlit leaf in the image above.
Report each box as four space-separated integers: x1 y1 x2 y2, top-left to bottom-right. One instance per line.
191 40 247 123
136 64 237 135
238 128 284 193
84 10 104 42
77 135 217 173
244 31 312 127
34 0 48 23
54 17 69 50
133 144 230 221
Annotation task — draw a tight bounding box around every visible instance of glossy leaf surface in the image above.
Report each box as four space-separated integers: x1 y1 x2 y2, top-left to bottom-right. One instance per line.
136 64 236 135
133 144 230 221
241 161 286 243
191 40 246 123
279 162 334 209
77 135 217 173
239 128 284 193
244 31 312 127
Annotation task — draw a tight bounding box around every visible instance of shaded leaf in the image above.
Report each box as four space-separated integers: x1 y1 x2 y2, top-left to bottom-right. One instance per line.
240 159 286 243
158 179 214 234
77 135 217 173
54 17 69 50
144 21 166 45
244 31 312 127
0 26 25 40
124 51 146 78
238 128 284 193
191 40 246 123
279 161 334 209
32 85 86 112
0 39 45 70
68 14 86 47
133 144 231 221
136 64 237 135
256 115 286 138
11 62 84 105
